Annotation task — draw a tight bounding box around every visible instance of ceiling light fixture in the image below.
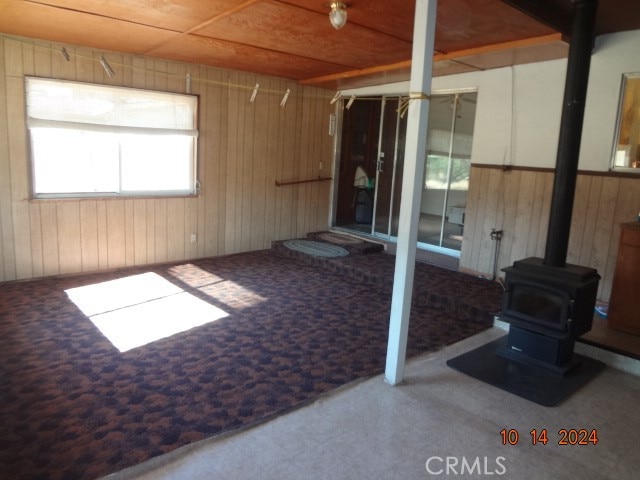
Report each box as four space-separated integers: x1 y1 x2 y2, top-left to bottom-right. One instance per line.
329 2 347 30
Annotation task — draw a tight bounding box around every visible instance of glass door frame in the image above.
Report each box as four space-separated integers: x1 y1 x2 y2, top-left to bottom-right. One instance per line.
371 96 404 240
417 92 462 258
417 89 477 258
330 95 405 240
330 89 476 259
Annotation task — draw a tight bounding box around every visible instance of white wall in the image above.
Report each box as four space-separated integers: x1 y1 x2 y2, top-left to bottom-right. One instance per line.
428 60 566 169
343 29 640 172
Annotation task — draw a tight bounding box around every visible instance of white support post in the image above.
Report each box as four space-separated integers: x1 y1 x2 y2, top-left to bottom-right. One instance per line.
384 0 437 385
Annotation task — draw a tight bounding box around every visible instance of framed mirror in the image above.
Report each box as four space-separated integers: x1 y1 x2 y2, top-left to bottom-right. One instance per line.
612 73 640 171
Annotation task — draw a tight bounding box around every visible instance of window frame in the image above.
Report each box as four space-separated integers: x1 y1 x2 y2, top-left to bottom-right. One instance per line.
611 72 640 173
25 76 199 200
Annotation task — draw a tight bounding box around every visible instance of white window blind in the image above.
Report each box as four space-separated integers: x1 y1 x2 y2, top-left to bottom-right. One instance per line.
26 77 198 198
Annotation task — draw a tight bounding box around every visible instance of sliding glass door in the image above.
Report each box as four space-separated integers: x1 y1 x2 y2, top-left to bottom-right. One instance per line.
418 92 476 254
374 97 406 238
333 91 476 255
334 96 406 239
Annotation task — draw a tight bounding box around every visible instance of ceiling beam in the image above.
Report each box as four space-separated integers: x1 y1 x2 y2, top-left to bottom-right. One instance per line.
433 33 567 62
300 33 568 90
299 60 412 88
502 0 573 36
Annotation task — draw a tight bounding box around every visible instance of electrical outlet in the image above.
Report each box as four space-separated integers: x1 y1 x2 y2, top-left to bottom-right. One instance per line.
190 233 197 243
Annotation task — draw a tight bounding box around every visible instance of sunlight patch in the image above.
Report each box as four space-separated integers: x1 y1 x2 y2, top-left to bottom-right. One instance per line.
66 272 183 316
66 272 228 352
166 265 268 310
167 263 225 288
89 292 228 352
199 280 268 309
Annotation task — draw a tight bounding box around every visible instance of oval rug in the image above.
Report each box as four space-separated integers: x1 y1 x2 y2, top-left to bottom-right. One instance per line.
283 239 349 258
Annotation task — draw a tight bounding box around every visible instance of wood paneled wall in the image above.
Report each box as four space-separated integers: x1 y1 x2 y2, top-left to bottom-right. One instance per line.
0 35 335 283
460 165 640 302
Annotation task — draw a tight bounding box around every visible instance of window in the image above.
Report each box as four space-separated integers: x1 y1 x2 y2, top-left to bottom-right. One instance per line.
612 73 640 172
425 155 471 191
26 77 198 198
424 127 473 191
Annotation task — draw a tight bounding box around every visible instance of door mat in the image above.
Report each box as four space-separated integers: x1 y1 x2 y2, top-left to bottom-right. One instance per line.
283 239 349 258
317 232 364 245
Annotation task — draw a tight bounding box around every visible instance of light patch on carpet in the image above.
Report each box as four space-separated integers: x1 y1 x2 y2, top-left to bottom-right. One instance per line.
167 263 226 288
66 272 183 316
66 272 228 352
89 293 228 352
198 280 268 310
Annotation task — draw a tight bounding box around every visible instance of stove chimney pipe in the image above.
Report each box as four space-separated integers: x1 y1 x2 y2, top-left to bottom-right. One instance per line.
544 0 598 267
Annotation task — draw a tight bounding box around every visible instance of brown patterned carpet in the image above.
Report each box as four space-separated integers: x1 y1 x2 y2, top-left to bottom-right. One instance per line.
0 236 502 480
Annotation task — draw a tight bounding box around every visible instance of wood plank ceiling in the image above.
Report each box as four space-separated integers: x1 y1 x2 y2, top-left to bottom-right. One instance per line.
0 0 638 90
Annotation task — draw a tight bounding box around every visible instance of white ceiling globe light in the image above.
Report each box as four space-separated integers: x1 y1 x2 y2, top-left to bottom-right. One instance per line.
329 2 348 30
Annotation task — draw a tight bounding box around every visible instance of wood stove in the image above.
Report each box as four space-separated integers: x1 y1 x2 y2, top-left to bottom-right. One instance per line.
499 258 600 373
498 0 600 375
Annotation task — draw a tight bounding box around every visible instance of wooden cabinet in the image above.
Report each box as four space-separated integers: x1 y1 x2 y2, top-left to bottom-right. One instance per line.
608 222 640 335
